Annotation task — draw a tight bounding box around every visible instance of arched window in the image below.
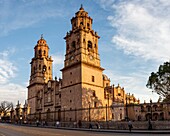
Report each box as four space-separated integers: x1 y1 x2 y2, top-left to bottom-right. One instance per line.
88 41 92 49
47 93 51 102
80 22 83 25
44 50 46 55
42 65 47 73
112 113 114 119
71 41 76 49
87 23 90 29
39 64 41 70
39 50 42 55
120 113 122 119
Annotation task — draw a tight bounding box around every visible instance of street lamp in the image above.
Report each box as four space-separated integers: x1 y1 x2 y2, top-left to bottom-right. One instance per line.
63 106 67 122
150 99 152 120
20 116 22 124
125 93 130 121
106 93 111 121
88 102 91 122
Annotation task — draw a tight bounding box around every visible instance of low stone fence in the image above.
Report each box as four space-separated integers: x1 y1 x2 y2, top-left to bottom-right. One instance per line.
14 120 170 130
106 121 170 130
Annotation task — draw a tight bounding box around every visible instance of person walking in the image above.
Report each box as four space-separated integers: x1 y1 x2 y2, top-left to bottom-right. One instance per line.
36 120 39 127
89 123 92 129
96 122 100 129
56 121 60 128
128 120 133 132
78 120 82 128
148 119 152 130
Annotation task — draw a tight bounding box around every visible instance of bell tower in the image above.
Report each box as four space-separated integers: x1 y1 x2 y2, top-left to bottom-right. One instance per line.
28 35 53 114
61 5 104 119
64 5 101 68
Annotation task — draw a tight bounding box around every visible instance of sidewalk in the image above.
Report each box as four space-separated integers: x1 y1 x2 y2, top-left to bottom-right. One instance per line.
19 124 170 134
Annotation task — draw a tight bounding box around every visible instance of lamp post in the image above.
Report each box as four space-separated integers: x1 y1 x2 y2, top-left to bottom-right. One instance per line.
20 116 22 124
88 102 91 122
64 108 65 122
125 93 130 121
125 96 128 121
63 106 67 123
150 99 152 120
75 108 77 122
105 93 110 129
106 93 111 121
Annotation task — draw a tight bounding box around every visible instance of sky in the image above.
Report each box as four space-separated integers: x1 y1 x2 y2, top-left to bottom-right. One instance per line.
1 0 170 105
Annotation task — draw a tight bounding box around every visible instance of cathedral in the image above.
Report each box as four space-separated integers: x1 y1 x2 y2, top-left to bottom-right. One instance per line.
5 6 170 126
27 5 139 122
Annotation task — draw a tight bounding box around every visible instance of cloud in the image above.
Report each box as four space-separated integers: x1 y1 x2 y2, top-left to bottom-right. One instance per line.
52 54 64 66
0 49 26 105
99 0 170 62
0 83 27 105
0 0 64 36
104 69 159 103
0 50 17 84
95 0 169 102
95 0 115 11
51 53 64 78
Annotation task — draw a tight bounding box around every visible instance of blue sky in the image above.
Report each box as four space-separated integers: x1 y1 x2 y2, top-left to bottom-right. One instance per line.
1 0 170 105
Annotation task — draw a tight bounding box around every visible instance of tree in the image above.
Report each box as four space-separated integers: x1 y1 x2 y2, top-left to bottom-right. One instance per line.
146 62 170 102
0 101 13 116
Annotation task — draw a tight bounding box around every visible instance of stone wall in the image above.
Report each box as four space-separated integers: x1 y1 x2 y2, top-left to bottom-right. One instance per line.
105 121 170 130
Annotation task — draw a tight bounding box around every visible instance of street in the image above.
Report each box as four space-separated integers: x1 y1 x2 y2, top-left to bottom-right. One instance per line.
0 123 169 136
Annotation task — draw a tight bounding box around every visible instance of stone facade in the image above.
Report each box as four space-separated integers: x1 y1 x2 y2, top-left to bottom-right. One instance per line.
10 101 30 123
61 6 106 121
27 35 53 114
128 101 170 121
26 5 141 122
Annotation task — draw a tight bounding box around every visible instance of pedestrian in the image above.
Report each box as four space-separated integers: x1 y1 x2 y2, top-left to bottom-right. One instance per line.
45 121 48 126
36 120 39 127
96 122 100 129
89 123 93 129
128 120 133 132
78 120 82 128
148 119 152 130
73 121 77 128
56 121 60 128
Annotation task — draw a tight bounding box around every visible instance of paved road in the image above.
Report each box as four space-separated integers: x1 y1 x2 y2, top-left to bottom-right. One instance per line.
0 123 169 136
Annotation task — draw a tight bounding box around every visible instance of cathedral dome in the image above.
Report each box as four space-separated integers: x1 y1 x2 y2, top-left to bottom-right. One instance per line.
37 34 47 45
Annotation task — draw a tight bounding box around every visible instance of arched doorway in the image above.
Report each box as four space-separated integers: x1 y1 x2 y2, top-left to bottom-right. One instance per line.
160 112 164 120
145 113 151 121
153 105 158 111
153 113 158 120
